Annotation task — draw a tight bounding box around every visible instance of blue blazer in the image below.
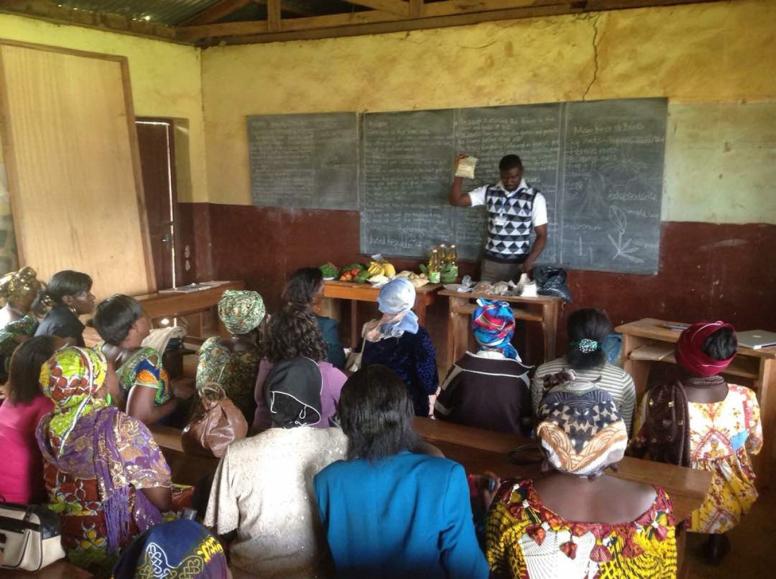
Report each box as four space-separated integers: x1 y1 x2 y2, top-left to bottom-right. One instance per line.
315 451 489 579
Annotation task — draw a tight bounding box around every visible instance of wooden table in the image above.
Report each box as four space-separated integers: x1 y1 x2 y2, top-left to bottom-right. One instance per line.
133 280 245 338
322 281 441 348
440 289 563 365
413 417 710 523
616 318 776 488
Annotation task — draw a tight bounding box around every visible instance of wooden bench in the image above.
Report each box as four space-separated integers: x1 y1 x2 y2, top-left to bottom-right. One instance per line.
152 420 710 523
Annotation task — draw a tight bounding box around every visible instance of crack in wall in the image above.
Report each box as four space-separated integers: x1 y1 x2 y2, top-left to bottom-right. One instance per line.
582 13 601 100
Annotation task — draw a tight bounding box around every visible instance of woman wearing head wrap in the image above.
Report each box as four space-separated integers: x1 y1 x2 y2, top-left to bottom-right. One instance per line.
532 308 637 432
361 278 438 417
195 290 266 421
434 299 532 434
0 266 43 329
35 346 173 575
0 266 46 379
631 321 761 564
206 357 347 579
112 519 229 579
487 385 677 579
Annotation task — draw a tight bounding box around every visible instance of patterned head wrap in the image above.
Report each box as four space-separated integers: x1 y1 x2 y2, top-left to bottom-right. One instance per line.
472 298 518 360
218 290 266 335
265 357 322 428
39 346 109 455
113 520 228 579
0 266 41 304
675 321 736 377
537 386 628 477
375 278 419 338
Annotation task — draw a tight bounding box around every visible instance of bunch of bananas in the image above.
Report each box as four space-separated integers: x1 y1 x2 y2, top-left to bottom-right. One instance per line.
367 260 396 278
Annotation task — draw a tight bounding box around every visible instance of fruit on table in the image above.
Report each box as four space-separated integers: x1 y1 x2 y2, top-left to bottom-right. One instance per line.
339 263 365 282
366 260 397 278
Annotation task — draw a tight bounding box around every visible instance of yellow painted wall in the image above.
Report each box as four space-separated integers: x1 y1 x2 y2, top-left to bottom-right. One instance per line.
201 0 776 224
0 14 207 203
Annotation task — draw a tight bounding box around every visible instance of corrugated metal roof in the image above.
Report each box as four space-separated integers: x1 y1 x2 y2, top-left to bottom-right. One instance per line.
56 0 223 26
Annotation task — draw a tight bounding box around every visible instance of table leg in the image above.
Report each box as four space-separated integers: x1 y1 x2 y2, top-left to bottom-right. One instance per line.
622 334 652 402
350 300 359 350
542 302 559 362
415 297 428 328
447 297 468 367
755 359 774 489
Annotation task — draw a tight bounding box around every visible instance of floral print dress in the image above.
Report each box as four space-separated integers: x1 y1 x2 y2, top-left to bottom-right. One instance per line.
486 480 677 579
684 383 762 534
195 337 260 422
116 347 172 407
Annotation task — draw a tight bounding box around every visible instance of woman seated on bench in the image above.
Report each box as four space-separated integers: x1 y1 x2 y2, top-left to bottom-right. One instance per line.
487 382 677 578
93 294 193 425
434 298 532 435
0 336 60 504
196 289 266 422
630 322 762 564
314 365 489 579
533 308 637 432
253 305 346 432
206 357 347 579
36 346 173 575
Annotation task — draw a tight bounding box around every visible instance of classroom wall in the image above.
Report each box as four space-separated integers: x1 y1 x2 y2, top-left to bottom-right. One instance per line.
0 14 209 280
197 0 776 341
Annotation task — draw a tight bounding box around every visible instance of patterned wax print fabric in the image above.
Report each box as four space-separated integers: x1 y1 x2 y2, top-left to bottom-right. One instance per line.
0 313 38 377
0 266 40 304
471 298 519 360
112 519 228 579
486 480 677 579
635 381 762 534
196 337 260 422
218 290 265 336
37 409 170 573
117 347 172 407
536 386 628 477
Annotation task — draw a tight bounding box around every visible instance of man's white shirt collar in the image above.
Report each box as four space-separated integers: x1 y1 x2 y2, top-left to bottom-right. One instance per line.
496 179 528 196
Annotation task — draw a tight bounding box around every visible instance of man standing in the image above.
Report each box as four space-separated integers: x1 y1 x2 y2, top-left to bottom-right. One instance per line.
449 154 548 282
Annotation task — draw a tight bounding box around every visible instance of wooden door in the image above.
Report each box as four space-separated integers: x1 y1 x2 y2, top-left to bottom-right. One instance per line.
136 120 177 290
0 40 155 299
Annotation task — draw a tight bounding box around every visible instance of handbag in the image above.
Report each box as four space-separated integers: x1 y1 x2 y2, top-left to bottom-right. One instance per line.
182 383 248 458
0 502 65 571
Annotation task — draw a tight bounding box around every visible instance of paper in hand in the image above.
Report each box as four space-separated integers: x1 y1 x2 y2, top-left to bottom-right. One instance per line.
455 156 478 179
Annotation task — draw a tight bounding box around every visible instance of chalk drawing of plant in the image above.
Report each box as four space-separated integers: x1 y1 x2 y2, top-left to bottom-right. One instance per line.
607 206 645 264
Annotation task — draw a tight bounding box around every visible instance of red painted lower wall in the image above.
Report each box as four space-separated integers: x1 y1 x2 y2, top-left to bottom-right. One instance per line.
182 202 776 361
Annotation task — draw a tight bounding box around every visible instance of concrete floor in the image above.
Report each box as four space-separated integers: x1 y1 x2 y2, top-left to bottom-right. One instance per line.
686 489 775 578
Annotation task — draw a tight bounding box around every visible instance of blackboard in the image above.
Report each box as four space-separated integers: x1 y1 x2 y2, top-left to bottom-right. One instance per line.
247 113 359 210
360 98 667 273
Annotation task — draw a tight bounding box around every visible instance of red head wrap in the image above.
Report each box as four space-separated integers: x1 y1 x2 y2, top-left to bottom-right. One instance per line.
675 321 736 377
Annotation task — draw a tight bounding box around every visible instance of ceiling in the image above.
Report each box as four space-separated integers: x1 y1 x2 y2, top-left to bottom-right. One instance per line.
0 0 728 46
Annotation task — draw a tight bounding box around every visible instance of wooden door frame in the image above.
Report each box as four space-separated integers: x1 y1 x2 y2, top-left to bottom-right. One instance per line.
0 37 157 293
136 117 182 289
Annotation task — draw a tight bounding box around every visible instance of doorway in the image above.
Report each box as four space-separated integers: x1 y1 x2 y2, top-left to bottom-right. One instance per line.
136 119 178 290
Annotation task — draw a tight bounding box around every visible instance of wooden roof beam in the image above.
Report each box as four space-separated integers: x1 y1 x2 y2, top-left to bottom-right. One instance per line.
179 0 253 26
0 0 177 41
340 0 410 17
179 0 723 45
